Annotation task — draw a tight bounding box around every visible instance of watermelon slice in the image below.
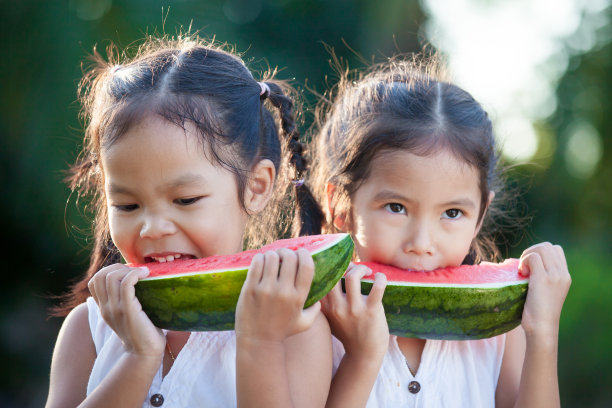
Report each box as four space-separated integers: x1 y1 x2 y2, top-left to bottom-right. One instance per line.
355 259 528 340
134 234 354 331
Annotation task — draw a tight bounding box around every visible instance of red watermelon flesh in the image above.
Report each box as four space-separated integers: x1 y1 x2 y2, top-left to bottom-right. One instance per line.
358 258 525 287
135 234 338 279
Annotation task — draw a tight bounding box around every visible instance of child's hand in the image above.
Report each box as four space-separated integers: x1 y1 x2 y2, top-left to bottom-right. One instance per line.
321 264 389 359
235 248 321 343
519 242 571 338
88 264 165 359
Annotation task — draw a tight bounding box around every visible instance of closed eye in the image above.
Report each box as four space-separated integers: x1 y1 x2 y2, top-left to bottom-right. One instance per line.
384 203 406 214
442 209 463 219
114 204 139 212
175 196 203 206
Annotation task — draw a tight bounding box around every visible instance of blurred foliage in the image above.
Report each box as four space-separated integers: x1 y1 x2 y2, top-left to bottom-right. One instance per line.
0 0 610 407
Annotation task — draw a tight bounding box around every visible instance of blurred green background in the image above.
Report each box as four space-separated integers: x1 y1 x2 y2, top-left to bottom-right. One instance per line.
1 1 610 407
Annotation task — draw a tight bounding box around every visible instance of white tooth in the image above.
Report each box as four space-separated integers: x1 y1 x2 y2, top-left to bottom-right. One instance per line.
174 254 182 259
166 255 175 262
158 257 166 263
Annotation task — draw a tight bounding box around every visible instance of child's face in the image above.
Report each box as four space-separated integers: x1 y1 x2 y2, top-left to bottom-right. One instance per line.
101 115 248 264
346 149 484 271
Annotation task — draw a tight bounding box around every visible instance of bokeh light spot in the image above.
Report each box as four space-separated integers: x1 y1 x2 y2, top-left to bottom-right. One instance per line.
224 0 262 24
497 117 539 162
564 120 603 179
422 0 612 164
70 0 112 21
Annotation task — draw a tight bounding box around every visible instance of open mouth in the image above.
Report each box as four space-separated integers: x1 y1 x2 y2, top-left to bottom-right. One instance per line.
144 254 197 263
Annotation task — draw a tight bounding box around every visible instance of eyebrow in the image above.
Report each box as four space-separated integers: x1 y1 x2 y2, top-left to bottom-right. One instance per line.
441 198 477 209
107 173 206 195
162 173 206 190
373 190 412 203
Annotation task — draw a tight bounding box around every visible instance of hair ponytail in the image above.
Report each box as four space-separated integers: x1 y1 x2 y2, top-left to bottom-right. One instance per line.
265 82 324 236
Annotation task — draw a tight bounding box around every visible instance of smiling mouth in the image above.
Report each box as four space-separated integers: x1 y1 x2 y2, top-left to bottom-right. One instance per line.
144 254 197 263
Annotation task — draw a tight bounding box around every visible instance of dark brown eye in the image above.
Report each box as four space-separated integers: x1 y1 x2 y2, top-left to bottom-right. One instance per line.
385 203 406 214
443 209 462 219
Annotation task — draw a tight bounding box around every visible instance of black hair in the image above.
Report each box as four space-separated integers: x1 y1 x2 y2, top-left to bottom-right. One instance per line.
53 34 322 316
309 54 505 263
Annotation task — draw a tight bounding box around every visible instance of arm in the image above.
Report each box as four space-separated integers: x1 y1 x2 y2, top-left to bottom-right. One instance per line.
285 313 332 408
46 303 96 408
321 265 388 408
47 264 166 408
235 248 326 408
496 243 571 408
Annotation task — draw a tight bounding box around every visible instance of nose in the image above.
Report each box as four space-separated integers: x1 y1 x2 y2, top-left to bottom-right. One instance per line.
404 219 434 256
140 211 177 239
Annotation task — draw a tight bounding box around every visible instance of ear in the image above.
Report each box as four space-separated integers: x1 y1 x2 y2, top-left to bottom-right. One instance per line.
244 159 275 214
473 191 495 238
326 182 347 232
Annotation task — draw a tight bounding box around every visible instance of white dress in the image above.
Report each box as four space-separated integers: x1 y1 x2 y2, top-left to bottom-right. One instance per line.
332 334 506 408
86 297 238 407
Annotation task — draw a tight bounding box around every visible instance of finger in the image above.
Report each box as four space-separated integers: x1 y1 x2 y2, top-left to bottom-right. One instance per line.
88 275 99 305
522 242 557 273
548 244 568 277
552 245 570 279
519 252 545 280
244 253 265 290
277 248 298 287
295 249 315 297
106 268 130 306
319 292 329 311
120 267 148 306
260 251 280 287
366 272 387 308
349 264 372 280
345 264 370 305
89 265 119 305
325 280 345 306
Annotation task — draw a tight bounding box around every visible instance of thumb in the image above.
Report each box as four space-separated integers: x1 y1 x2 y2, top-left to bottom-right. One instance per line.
319 293 329 312
137 266 150 278
297 301 322 332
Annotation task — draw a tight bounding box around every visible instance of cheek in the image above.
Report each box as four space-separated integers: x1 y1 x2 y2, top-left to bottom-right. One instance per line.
107 216 126 250
106 208 133 252
351 213 391 261
447 228 478 263
192 201 248 253
350 210 371 247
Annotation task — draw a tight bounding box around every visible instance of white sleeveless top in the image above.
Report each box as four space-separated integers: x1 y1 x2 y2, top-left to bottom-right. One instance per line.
86 297 238 407
332 334 505 408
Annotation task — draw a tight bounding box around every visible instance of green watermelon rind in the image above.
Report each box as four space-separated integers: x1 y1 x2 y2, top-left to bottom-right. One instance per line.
359 279 528 340
135 234 354 331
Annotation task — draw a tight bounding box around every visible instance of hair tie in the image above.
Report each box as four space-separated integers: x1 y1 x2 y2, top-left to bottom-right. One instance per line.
292 178 305 187
259 81 270 99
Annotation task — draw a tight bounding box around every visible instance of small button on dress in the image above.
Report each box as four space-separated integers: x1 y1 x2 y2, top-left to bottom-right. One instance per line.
408 381 421 394
150 393 164 406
